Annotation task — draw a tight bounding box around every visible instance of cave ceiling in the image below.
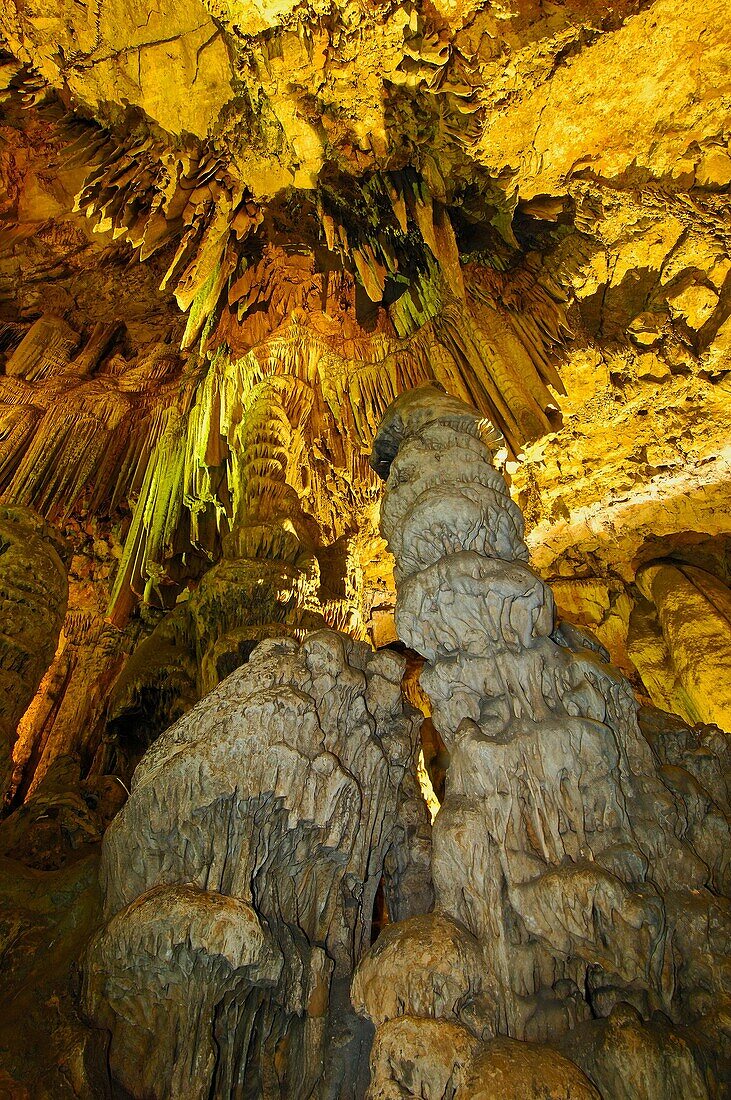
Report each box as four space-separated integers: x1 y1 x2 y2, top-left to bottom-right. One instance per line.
0 0 729 635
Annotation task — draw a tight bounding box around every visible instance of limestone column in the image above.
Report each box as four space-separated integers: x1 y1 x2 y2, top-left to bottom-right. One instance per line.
354 383 730 1056
636 561 731 731
191 377 326 694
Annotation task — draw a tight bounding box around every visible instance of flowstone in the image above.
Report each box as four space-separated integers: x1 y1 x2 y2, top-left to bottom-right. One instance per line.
355 384 730 1098
83 629 432 1098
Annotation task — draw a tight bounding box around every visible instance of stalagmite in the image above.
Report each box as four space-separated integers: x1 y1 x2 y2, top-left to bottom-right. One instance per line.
104 377 352 770
0 506 69 798
356 383 730 1098
83 631 432 1098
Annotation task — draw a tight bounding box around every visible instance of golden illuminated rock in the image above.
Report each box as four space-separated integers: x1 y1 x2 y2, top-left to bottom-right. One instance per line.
635 561 731 730
85 632 432 1098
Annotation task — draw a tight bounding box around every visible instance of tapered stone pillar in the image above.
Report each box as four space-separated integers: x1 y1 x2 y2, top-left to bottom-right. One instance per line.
636 560 731 731
0 506 68 801
353 383 730 1099
84 630 432 1099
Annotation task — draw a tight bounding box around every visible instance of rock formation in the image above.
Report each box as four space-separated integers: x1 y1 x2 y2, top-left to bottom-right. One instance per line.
0 0 730 1092
102 375 334 772
0 505 68 798
83 630 432 1098
355 383 730 1097
1 0 729 780
633 560 731 731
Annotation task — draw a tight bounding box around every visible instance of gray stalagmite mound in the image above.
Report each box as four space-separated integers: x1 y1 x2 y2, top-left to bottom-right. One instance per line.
83 629 432 1098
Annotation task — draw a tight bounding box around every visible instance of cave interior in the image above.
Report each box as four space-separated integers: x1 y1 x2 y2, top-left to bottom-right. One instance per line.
0 0 729 1097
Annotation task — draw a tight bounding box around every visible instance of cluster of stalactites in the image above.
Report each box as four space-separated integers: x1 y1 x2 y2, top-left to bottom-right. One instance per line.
0 318 181 527
106 333 384 624
0 75 570 630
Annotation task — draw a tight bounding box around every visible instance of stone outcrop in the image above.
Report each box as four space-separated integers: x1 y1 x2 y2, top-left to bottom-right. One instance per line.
634 560 731 731
554 1001 721 1100
454 1038 600 1100
365 1016 479 1100
356 383 730 1096
0 753 124 869
638 705 730 818
352 912 489 1035
0 505 68 798
84 630 432 1098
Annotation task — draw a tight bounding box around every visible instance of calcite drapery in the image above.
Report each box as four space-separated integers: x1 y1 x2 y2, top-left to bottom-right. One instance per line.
84 629 432 1098
0 505 68 798
356 383 730 1095
13 610 131 799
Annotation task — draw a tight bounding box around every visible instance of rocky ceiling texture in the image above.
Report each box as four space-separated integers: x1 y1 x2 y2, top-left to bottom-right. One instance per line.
0 0 730 1096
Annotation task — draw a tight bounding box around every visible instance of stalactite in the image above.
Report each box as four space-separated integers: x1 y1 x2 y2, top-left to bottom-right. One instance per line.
107 407 188 626
4 315 80 381
0 321 27 353
11 610 129 802
1 3 730 1093
0 91 570 641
